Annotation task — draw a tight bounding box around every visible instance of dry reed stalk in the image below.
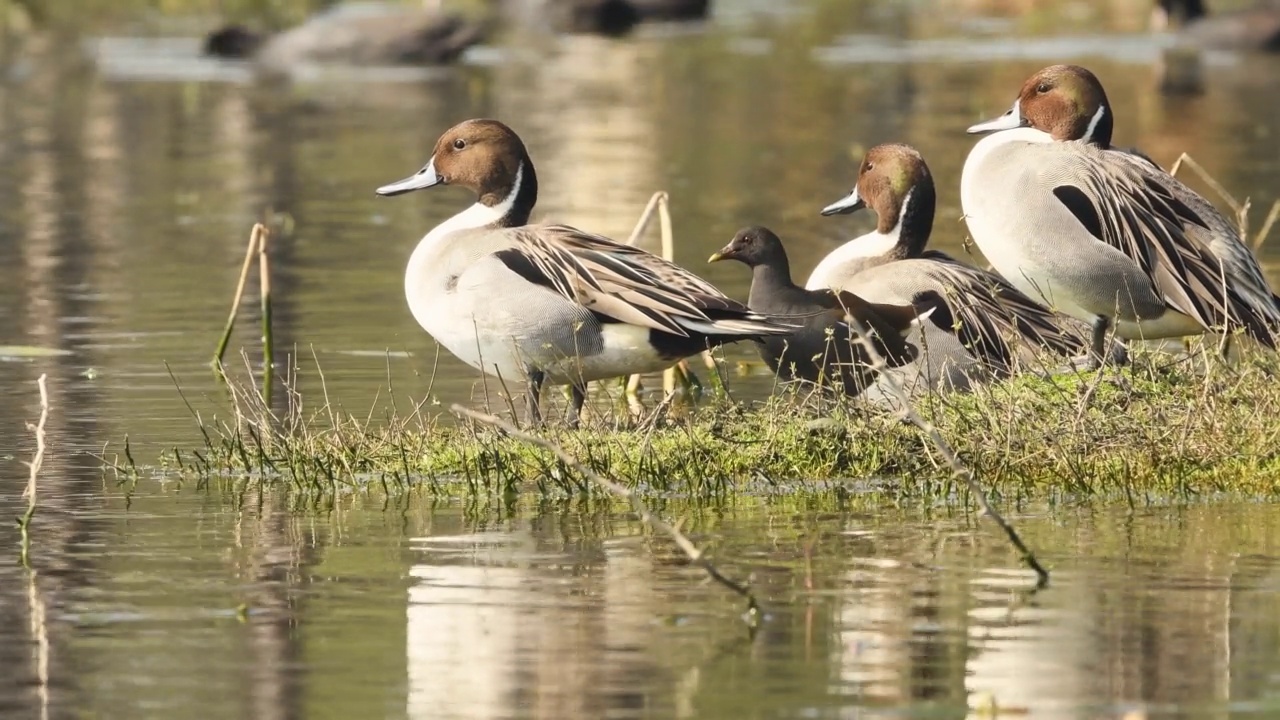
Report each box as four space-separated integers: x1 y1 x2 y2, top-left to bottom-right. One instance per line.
214 223 267 367
18 373 49 567
26 568 49 720
1252 200 1280 252
212 223 275 398
258 224 274 399
1169 153 1280 341
1170 153 1251 237
622 191 709 405
19 375 51 713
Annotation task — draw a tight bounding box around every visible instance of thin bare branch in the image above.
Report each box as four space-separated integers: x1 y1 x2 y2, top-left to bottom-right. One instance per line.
450 404 761 624
844 320 1050 588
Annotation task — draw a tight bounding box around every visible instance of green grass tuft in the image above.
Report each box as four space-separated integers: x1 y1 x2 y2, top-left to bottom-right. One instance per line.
142 344 1280 503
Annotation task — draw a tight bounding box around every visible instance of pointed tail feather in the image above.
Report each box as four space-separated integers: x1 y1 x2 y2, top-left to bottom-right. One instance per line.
676 312 797 338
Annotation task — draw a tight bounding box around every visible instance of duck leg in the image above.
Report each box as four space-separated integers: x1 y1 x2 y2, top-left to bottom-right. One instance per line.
526 369 545 426
1090 315 1110 370
566 382 588 429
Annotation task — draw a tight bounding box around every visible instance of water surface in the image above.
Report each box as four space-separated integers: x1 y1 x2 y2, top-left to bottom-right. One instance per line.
6 493 1280 718
3 1 1280 716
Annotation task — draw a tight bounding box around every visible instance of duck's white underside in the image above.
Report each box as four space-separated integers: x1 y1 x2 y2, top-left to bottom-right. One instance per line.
960 127 1205 340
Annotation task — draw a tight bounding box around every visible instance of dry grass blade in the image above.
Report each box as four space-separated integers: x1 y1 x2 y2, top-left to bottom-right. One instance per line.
451 404 762 627
1169 152 1249 236
1253 200 1280 252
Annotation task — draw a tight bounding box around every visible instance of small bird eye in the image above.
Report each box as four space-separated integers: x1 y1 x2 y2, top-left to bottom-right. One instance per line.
1036 83 1051 94
452 138 466 150
866 163 874 171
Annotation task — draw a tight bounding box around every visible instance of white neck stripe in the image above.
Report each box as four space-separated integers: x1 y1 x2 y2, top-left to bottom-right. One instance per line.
892 187 914 239
1082 104 1106 144
803 187 915 290
422 162 524 247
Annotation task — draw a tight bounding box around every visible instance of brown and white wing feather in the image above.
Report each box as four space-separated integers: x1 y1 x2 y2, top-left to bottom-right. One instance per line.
1051 146 1280 344
918 251 1091 365
500 224 789 337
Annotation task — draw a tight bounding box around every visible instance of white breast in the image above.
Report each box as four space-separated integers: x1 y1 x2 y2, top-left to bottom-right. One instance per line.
805 231 900 291
403 165 527 376
960 129 1062 305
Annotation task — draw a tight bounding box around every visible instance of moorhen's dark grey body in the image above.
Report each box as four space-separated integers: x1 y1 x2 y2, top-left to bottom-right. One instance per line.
710 226 921 396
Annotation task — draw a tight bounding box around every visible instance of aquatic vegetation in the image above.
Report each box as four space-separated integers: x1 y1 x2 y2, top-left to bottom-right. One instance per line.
143 343 1280 503
0 346 75 360
17 374 49 567
213 223 274 399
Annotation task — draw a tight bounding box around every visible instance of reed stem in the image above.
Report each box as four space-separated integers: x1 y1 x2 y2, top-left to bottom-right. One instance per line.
621 192 710 401
257 224 274 400
18 373 49 567
214 224 265 369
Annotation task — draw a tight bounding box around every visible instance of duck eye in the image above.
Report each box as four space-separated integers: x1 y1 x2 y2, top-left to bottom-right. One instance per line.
1036 83 1051 94
452 138 466 150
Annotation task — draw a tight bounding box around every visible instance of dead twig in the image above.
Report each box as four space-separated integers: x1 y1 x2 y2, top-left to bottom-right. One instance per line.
845 319 1051 588
451 404 761 627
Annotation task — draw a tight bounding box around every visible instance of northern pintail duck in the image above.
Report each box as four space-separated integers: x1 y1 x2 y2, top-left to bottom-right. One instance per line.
204 3 486 67
811 143 1097 393
1152 0 1280 51
376 118 791 425
708 226 923 395
962 64 1280 362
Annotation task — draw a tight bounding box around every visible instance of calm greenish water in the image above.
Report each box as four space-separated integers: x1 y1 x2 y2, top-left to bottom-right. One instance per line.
3 0 1280 717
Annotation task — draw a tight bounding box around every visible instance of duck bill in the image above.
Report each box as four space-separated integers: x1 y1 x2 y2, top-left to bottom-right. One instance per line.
820 186 865 216
966 100 1027 135
375 157 442 196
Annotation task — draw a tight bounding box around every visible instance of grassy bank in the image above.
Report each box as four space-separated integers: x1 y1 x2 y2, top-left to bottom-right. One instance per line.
151 345 1280 502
